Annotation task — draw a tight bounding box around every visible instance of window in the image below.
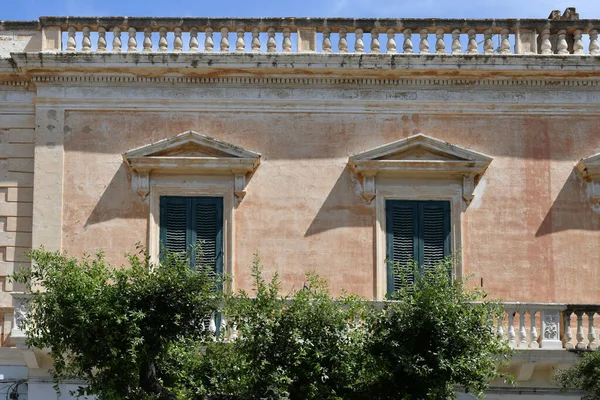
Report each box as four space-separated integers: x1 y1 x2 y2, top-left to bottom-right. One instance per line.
386 200 450 295
159 196 223 275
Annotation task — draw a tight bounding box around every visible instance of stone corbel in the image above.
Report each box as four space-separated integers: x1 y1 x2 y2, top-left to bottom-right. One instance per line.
360 171 377 203
232 169 249 201
462 173 476 205
133 169 151 200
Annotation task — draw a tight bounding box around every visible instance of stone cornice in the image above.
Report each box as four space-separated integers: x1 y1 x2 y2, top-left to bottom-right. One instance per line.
10 52 600 73
3 53 600 87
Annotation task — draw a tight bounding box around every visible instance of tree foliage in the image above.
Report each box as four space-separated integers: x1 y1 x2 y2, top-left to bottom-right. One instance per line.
363 260 512 399
13 247 220 400
14 250 511 400
556 348 600 400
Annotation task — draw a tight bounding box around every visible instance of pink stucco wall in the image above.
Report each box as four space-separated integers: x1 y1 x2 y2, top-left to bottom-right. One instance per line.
61 111 600 303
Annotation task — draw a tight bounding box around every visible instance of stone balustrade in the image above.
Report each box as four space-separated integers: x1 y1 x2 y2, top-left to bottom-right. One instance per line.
9 294 600 350
1 14 599 56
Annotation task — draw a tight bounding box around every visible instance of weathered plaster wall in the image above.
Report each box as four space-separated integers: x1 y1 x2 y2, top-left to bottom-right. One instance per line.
60 105 600 303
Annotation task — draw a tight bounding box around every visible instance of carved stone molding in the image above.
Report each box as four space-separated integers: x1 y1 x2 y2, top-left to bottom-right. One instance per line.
575 153 600 207
348 133 493 204
122 130 260 201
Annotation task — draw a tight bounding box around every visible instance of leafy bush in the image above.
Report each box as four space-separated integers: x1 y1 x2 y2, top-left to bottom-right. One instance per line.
556 348 600 400
13 250 511 400
362 259 512 400
13 247 220 400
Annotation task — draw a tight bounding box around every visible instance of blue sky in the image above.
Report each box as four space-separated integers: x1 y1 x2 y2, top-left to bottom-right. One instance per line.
2 0 599 20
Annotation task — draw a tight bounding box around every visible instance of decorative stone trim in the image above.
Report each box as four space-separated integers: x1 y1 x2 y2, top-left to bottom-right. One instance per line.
575 153 600 206
122 131 260 201
348 133 492 204
27 75 600 87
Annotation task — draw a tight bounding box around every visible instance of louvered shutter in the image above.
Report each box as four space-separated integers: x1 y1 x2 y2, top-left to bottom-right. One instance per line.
419 202 451 274
386 201 418 294
386 200 451 296
191 197 223 275
160 197 189 257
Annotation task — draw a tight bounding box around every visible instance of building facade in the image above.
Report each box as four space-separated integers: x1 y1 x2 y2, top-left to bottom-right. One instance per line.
0 8 599 398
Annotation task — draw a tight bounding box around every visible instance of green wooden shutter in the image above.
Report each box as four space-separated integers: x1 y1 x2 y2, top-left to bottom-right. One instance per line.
386 201 418 294
160 196 189 257
160 196 223 276
386 200 451 296
419 202 451 275
191 197 223 275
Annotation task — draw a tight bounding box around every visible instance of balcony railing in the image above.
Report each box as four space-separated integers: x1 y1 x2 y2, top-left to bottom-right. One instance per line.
9 293 599 351
1 9 599 57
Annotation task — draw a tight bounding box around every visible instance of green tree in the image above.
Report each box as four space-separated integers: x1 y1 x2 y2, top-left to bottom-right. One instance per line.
13 247 220 400
219 255 371 400
362 259 512 400
556 348 600 400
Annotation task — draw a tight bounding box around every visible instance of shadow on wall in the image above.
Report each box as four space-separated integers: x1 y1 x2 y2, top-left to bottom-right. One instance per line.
536 170 600 236
85 163 146 226
304 165 372 237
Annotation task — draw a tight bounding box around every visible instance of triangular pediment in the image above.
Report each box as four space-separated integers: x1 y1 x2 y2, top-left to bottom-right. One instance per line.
123 131 260 160
351 134 490 164
348 134 493 204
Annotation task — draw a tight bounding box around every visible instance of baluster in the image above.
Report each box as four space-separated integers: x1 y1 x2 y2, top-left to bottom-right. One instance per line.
499 29 511 55
282 28 292 52
189 27 199 52
322 28 332 53
371 28 380 53
483 29 493 54
557 29 568 54
563 311 573 349
127 27 137 52
251 27 260 52
590 30 599 55
496 312 505 338
66 26 76 52
540 28 552 55
573 29 584 55
355 29 364 53
143 27 153 52
205 27 214 52
451 29 461 54
220 313 227 335
519 311 528 348
576 311 586 350
587 312 598 350
82 26 91 52
467 28 478 55
97 27 107 52
508 309 517 348
419 28 429 54
158 27 168 51
174 27 183 52
209 312 217 335
386 29 397 54
267 27 277 53
112 27 122 52
220 27 230 52
435 29 445 54
230 323 238 340
403 29 413 54
236 27 245 52
338 28 348 53
529 310 540 348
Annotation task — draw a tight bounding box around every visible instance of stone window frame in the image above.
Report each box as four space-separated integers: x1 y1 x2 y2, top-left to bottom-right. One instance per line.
123 131 261 292
348 133 492 300
148 178 234 287
374 181 463 300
